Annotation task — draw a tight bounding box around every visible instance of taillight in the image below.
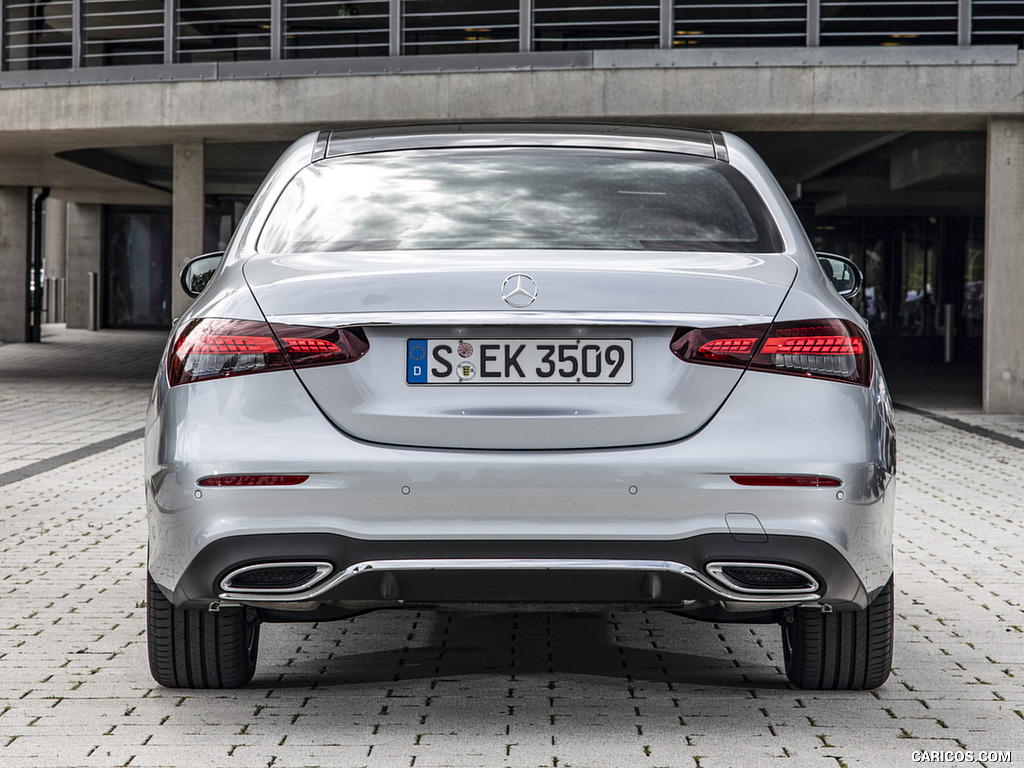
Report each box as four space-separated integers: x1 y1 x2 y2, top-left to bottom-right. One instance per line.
198 475 309 487
731 475 841 487
671 318 871 386
169 317 368 386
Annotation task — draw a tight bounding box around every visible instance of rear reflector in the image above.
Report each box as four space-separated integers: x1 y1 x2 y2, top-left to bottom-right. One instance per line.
169 317 368 386
672 318 871 386
730 475 841 487
198 474 309 487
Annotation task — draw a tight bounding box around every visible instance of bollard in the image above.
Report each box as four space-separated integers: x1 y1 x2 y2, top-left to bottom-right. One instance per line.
944 303 954 364
45 277 54 324
56 277 66 324
87 271 99 331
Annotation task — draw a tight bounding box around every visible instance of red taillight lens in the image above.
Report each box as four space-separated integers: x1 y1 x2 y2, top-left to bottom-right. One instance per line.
672 318 872 386
198 474 309 487
276 325 369 369
731 475 842 487
672 324 769 368
168 318 368 386
699 338 757 357
760 333 863 357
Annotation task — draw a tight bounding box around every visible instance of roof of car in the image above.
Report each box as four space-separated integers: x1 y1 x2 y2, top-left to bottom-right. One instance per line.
318 122 729 163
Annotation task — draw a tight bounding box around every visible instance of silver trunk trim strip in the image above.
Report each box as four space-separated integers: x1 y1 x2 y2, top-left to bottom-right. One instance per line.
263 311 774 329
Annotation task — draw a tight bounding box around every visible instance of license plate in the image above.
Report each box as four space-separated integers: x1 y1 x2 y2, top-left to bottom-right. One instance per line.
407 339 633 384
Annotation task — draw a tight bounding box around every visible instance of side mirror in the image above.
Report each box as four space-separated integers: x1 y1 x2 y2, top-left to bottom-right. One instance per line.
180 252 225 298
816 252 863 301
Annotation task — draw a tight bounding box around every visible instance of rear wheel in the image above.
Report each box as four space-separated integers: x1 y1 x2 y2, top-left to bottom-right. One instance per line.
781 576 893 690
147 573 260 689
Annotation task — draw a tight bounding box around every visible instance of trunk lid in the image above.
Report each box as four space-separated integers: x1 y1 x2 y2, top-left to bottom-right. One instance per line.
243 250 796 449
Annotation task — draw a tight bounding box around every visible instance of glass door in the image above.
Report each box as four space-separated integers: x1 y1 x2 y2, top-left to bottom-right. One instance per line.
104 208 173 329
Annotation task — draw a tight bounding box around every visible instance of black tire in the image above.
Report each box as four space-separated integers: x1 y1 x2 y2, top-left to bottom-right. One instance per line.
781 576 893 690
147 573 260 689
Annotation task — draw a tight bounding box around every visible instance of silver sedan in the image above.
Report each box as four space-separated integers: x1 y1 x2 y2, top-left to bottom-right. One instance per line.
145 124 896 690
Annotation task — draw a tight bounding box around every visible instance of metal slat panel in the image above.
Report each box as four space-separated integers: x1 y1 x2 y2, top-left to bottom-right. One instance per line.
5 0 74 69
534 0 660 50
1 0 1021 75
284 0 389 58
672 1 807 48
82 0 163 67
971 0 1024 46
403 1 518 55
820 0 959 46
177 0 272 62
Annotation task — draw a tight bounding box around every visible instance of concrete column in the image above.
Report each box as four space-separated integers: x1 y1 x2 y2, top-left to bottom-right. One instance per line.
44 198 68 279
65 203 103 330
983 119 1024 414
172 140 205 321
0 187 31 342
44 198 69 324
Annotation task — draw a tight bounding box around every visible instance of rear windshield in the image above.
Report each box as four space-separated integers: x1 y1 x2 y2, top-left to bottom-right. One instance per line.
258 147 783 253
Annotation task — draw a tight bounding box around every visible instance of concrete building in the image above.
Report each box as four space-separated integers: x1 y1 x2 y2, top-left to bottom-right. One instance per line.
0 1 1022 412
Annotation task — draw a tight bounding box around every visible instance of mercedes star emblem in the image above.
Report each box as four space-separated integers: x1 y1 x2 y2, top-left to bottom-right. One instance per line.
501 273 538 308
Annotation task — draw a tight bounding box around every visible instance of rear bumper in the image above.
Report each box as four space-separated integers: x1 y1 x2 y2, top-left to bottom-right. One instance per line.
170 532 872 612
146 365 896 614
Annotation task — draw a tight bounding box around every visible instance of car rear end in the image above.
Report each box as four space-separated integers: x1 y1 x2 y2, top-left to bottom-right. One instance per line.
145 125 895 689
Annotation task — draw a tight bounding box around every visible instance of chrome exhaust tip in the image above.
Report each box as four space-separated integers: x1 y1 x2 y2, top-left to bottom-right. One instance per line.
220 562 333 594
705 562 819 595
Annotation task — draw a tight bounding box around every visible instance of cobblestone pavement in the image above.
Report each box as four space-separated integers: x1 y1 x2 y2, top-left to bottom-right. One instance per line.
1 327 1022 768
